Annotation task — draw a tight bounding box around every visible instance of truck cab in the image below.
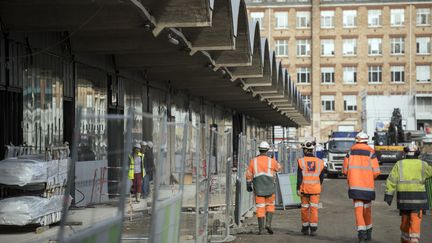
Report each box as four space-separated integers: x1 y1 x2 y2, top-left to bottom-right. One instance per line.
326 132 356 178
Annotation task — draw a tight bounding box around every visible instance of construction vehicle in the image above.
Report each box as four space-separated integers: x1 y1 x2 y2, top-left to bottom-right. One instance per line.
373 108 412 175
420 134 432 165
326 131 357 178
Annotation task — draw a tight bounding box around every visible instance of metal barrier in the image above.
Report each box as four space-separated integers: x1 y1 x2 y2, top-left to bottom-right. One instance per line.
58 108 133 243
179 124 208 243
150 118 188 243
122 110 160 242
275 142 303 208
234 135 257 225
207 129 234 242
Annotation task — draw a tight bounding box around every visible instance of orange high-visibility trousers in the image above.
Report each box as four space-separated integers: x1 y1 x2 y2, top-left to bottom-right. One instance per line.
354 200 372 231
400 211 422 243
255 194 276 218
301 195 320 228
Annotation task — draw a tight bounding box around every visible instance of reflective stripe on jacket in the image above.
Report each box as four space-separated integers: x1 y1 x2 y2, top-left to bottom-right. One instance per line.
298 156 324 194
246 155 281 196
343 143 380 200
385 159 432 210
128 152 145 180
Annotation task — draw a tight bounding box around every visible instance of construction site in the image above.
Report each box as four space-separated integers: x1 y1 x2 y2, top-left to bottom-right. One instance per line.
0 0 431 243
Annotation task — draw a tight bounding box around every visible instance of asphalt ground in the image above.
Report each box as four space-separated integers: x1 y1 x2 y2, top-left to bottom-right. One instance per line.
233 178 432 243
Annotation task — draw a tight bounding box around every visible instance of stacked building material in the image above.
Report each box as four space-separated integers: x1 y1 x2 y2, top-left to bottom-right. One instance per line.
0 145 70 226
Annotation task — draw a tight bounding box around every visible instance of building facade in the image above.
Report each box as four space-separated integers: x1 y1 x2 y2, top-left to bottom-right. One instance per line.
246 0 432 142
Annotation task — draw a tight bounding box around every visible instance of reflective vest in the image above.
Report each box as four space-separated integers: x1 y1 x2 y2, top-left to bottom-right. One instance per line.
246 155 281 196
128 152 145 180
385 159 432 210
343 143 380 200
298 157 324 194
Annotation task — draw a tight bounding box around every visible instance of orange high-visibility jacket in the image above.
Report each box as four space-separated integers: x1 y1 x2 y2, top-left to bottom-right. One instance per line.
343 143 380 200
297 156 325 194
246 155 281 196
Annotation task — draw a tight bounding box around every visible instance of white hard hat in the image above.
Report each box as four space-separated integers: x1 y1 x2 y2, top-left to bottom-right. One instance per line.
147 141 153 148
141 141 148 146
301 141 315 150
258 141 270 150
405 143 419 153
133 143 141 149
355 132 369 143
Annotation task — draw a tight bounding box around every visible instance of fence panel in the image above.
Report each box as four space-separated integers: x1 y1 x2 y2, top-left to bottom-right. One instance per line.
234 135 256 225
207 129 234 242
57 108 133 243
150 118 188 243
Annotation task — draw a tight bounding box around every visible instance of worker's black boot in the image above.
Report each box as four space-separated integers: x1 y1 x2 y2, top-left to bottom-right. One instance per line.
265 212 274 234
310 226 317 236
357 230 367 243
257 217 265 235
301 226 309 235
366 228 372 241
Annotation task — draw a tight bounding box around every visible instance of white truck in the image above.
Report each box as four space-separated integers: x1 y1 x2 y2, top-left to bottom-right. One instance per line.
326 131 357 178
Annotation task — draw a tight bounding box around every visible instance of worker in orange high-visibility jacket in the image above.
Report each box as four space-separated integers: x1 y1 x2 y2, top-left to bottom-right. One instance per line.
246 141 281 235
297 141 325 237
343 132 380 243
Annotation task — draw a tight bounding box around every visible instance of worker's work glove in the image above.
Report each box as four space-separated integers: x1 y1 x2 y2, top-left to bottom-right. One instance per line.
247 182 253 192
384 194 393 206
297 190 302 197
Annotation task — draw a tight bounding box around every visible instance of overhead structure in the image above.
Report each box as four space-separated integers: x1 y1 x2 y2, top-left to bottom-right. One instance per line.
0 0 310 127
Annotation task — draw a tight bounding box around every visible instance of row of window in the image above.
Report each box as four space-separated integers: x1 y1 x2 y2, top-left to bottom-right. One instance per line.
301 95 358 112
274 37 431 57
296 65 431 84
251 8 431 30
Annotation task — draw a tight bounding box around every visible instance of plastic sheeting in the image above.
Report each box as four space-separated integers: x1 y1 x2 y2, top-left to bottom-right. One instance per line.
0 158 69 187
0 196 64 225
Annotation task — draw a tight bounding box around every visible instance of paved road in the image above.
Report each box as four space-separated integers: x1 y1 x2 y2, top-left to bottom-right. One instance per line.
233 178 432 243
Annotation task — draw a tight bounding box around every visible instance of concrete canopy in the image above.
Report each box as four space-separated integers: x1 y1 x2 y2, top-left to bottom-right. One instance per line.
0 0 309 127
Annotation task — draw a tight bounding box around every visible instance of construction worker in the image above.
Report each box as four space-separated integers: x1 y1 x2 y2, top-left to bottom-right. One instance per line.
343 132 380 243
384 143 432 243
246 141 281 235
129 143 145 202
296 141 325 236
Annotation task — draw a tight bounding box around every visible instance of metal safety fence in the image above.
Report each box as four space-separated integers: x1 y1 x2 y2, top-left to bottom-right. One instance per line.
207 129 234 242
275 142 303 208
234 135 257 225
122 110 161 242
58 108 133 243
179 124 208 243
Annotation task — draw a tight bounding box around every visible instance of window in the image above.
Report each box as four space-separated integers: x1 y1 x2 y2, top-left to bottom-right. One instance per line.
391 9 405 27
368 65 382 83
321 95 335 112
321 67 335 84
302 95 311 108
297 67 311 84
416 65 431 82
417 8 430 26
296 11 311 28
275 12 289 29
321 11 335 28
297 39 311 56
251 12 264 29
368 38 382 55
321 39 335 56
344 96 357 111
343 10 357 28
417 37 431 54
275 39 288 56
391 66 405 83
368 9 382 27
391 37 405 55
343 67 357 84
343 39 357 56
